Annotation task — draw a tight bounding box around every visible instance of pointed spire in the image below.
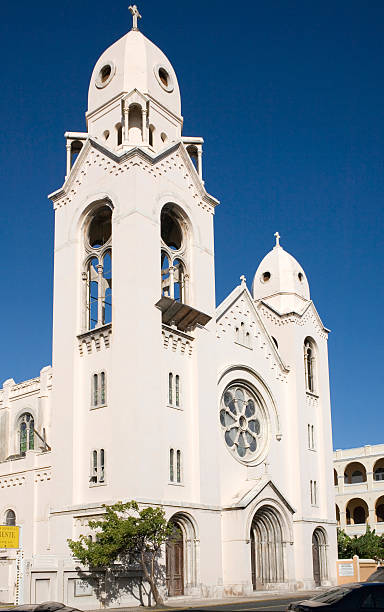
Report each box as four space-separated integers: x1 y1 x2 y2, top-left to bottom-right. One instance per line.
128 5 142 31
274 231 281 248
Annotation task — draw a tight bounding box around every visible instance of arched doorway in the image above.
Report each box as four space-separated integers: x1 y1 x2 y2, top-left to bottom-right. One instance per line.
312 528 327 586
166 513 198 597
250 505 285 589
166 523 183 596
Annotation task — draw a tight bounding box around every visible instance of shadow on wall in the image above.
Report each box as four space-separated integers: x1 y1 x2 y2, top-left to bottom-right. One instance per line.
75 555 166 607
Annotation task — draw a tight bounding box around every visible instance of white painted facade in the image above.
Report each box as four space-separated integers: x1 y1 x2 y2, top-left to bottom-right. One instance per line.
0 17 337 608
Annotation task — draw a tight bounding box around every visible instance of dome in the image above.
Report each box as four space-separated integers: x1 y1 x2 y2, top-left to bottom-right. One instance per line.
252 234 310 314
87 29 181 119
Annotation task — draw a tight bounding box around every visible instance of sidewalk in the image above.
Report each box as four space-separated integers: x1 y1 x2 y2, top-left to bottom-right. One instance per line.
87 589 320 612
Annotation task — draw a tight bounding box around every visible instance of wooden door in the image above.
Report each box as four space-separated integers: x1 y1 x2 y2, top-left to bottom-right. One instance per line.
166 525 184 596
312 533 321 586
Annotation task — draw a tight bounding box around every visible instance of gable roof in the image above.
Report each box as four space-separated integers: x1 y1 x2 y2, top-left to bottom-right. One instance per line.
216 283 289 374
223 477 296 514
258 298 330 336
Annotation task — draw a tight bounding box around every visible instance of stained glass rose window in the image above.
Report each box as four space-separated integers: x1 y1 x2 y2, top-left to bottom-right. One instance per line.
220 384 266 462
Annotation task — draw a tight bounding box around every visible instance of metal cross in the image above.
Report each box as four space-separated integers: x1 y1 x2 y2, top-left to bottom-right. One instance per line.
129 5 142 30
274 231 281 247
240 275 246 285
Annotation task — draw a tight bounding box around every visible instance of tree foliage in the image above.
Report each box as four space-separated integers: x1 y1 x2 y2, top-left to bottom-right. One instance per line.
338 525 384 562
68 500 173 606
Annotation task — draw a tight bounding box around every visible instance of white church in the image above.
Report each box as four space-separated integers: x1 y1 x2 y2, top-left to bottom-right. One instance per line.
0 8 337 607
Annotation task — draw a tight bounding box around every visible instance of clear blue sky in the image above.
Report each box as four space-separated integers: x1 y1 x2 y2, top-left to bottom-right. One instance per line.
1 1 383 450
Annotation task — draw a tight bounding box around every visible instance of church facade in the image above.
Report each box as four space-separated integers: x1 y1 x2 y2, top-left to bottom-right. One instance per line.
0 13 337 607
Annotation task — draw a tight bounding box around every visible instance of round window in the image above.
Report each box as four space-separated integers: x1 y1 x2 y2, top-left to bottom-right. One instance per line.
219 384 267 463
154 64 174 92
95 62 115 89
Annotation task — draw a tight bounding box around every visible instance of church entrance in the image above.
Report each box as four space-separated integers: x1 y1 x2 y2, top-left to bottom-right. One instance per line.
312 528 327 586
166 523 184 596
250 505 285 589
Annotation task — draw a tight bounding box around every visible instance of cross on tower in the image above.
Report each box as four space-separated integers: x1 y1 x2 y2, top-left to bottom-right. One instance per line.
240 275 246 286
129 5 142 30
274 231 281 247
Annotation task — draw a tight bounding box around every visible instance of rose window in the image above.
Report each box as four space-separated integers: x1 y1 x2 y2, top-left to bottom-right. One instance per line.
220 384 265 461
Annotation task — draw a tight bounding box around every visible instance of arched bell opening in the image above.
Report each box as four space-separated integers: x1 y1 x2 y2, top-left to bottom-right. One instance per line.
312 528 328 587
166 513 198 597
250 505 286 590
70 140 83 168
128 104 143 144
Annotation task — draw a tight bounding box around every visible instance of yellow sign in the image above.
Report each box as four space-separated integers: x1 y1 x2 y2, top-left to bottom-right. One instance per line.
0 526 19 549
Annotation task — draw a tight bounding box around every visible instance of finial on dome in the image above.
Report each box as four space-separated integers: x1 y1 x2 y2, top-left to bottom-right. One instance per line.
274 231 281 247
129 4 142 30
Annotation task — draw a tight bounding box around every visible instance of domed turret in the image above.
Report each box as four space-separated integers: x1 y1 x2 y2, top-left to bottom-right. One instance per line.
252 233 310 314
86 7 182 151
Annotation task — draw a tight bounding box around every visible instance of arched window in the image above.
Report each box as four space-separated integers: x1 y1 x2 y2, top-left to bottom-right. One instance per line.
346 498 368 525
373 458 384 481
92 372 107 407
160 204 189 304
168 373 173 405
169 449 174 482
175 375 180 407
83 205 112 331
376 497 384 522
5 510 16 526
334 469 338 486
344 462 367 484
90 449 105 485
149 124 155 147
304 338 316 392
19 413 34 454
116 123 123 146
128 104 142 143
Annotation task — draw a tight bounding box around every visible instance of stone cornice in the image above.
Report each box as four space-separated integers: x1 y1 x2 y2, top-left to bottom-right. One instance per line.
48 139 219 212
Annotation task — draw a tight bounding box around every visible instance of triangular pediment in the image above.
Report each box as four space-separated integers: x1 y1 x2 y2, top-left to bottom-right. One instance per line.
48 138 219 211
216 284 289 376
224 477 295 514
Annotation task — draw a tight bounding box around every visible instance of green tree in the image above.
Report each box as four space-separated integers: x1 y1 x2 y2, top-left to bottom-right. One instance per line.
337 526 384 563
68 500 173 606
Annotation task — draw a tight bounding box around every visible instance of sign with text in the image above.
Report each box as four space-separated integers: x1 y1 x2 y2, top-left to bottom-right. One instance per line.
338 563 354 577
74 579 93 597
0 526 19 549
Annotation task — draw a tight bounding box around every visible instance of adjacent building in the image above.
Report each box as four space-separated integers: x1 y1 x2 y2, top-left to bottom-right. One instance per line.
334 444 384 536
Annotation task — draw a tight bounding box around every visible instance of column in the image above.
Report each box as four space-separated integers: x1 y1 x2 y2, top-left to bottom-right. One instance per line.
197 147 203 180
169 266 175 299
97 263 103 326
142 108 148 144
123 102 129 144
66 141 71 178
82 271 88 331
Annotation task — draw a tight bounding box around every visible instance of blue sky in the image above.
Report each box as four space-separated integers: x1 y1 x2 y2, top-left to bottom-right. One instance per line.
1 1 383 450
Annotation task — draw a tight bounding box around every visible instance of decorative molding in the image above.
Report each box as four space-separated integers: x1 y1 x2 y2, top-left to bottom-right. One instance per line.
306 393 319 410
0 475 25 488
217 297 287 383
258 302 328 340
10 378 40 399
34 470 52 483
49 141 218 215
162 325 193 356
77 324 112 356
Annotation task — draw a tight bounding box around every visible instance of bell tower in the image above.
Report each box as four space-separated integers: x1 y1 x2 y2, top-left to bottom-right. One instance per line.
48 7 221 536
